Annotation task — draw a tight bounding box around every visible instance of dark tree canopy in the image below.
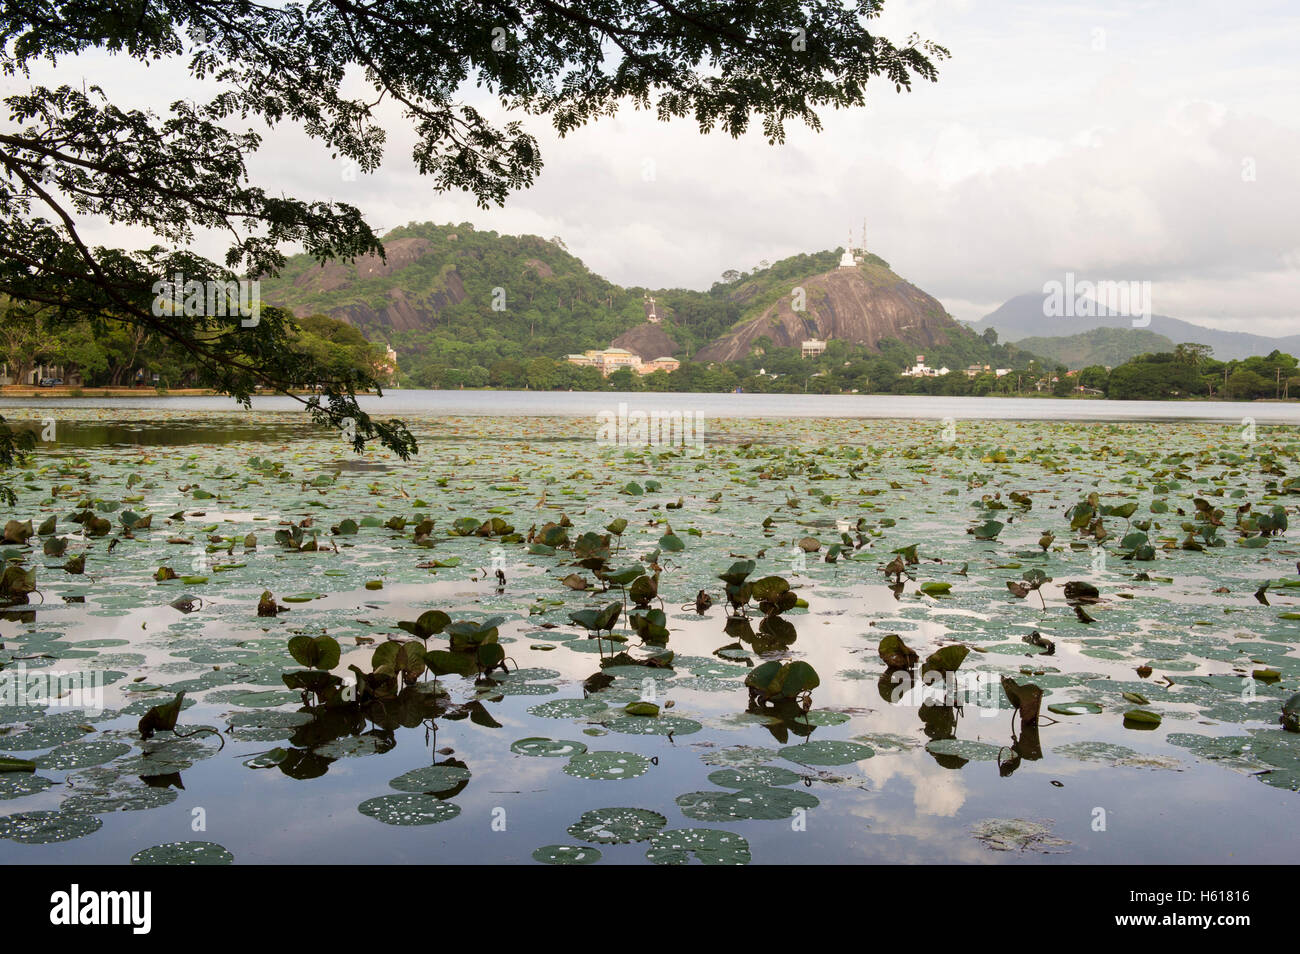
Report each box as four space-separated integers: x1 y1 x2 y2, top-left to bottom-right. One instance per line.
0 0 946 474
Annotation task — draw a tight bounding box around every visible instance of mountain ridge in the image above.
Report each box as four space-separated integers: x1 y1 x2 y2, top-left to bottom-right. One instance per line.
968 292 1300 362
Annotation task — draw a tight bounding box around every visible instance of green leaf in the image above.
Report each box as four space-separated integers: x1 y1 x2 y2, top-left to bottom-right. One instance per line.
287 633 341 670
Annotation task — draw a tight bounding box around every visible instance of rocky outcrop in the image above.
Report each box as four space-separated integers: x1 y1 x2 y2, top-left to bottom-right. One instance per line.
289 238 434 295
610 323 680 360
329 271 466 334
695 261 962 362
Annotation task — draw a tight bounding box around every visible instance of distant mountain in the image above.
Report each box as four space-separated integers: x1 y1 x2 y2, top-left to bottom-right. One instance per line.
969 292 1300 362
1013 327 1175 369
695 253 969 362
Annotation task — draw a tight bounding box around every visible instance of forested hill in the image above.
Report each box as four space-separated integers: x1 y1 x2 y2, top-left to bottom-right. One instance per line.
259 224 842 377
258 222 645 372
1014 327 1176 369
259 222 1039 387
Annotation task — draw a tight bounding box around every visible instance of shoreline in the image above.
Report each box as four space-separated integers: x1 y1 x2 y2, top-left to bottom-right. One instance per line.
0 386 1291 404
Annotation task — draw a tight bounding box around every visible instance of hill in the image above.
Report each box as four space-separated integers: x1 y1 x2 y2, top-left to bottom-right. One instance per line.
259 222 653 378
259 222 1040 385
695 253 965 362
1013 327 1175 369
969 292 1300 362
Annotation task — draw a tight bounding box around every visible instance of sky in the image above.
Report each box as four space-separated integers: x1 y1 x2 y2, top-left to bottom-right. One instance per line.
9 0 1300 332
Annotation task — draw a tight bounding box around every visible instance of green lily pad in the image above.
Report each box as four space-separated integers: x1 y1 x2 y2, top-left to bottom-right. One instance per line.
34 741 133 772
0 810 103 844
563 751 651 781
532 844 602 865
779 739 874 766
131 841 234 865
645 828 751 865
707 766 802 788
699 745 778 767
388 764 472 793
358 794 462 826
567 806 668 844
925 738 1003 762
1047 701 1104 716
510 738 589 758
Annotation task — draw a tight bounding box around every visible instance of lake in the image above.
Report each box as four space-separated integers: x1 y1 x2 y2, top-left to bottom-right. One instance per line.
7 389 1300 423
1 394 1297 864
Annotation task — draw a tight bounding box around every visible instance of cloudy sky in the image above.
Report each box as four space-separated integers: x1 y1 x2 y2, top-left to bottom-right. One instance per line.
13 0 1300 331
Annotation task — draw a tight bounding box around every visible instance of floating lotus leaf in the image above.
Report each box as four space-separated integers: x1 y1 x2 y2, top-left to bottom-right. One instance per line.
699 745 778 767
532 844 602 865
1053 741 1180 770
645 828 751 865
852 733 920 753
567 806 667 844
563 751 651 781
972 818 1070 853
511 737 589 758
388 764 472 793
603 715 702 737
131 841 234 865
0 810 102 844
358 793 462 826
528 698 609 719
707 766 801 788
0 772 54 799
1046 701 1104 716
34 741 132 771
1123 708 1163 727
779 740 874 766
925 739 1003 762
61 771 180 813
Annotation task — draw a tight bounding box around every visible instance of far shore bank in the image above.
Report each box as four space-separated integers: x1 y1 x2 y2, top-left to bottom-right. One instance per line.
0 385 1292 404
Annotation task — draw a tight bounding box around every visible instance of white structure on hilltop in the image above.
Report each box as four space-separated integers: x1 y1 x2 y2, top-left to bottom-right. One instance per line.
801 338 827 358
839 221 869 268
839 239 856 267
838 227 857 268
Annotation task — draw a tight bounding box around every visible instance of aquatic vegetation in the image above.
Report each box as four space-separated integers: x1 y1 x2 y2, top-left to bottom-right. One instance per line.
0 408 1297 863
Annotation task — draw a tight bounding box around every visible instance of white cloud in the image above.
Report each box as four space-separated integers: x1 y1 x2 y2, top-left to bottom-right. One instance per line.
4 0 1298 331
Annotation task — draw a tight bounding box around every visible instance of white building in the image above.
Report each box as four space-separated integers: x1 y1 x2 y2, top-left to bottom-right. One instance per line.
901 354 950 377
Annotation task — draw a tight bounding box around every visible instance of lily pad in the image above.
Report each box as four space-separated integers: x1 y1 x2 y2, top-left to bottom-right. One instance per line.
563 751 651 781
779 739 874 766
130 841 234 865
510 738 589 758
358 793 462 826
645 828 751 865
567 806 668 844
532 844 602 865
0 810 102 844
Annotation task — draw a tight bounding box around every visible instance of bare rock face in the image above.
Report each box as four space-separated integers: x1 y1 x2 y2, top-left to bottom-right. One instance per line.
611 323 680 360
694 261 962 362
327 271 466 334
290 238 434 294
